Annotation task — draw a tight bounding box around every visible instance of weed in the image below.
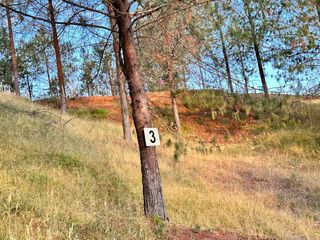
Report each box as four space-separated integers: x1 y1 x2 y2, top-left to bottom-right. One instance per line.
152 215 166 237
166 138 173 147
174 139 188 162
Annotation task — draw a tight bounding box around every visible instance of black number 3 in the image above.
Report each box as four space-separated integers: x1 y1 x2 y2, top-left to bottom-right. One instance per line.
149 130 156 143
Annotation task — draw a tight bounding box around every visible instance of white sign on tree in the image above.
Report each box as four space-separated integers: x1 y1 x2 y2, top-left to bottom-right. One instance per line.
144 128 160 147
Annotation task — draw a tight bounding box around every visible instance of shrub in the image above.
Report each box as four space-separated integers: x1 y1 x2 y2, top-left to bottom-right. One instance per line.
173 139 188 162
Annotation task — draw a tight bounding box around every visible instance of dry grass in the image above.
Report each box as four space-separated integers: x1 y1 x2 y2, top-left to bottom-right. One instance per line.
0 93 319 239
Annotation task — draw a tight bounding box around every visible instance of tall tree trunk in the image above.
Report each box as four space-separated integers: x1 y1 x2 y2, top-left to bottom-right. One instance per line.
5 0 20 96
244 0 269 99
48 0 67 114
214 2 233 94
44 51 54 96
113 0 167 220
106 2 132 141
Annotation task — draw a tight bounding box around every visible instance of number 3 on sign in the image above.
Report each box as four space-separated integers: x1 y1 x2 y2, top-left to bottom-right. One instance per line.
144 128 160 147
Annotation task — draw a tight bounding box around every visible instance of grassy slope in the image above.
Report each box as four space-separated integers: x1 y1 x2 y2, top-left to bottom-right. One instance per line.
0 93 320 239
0 94 153 239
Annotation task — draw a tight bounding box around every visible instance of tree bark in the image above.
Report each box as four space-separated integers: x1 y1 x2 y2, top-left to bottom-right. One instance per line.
214 2 233 94
244 0 269 99
113 0 167 220
48 0 67 114
5 0 20 96
106 2 132 141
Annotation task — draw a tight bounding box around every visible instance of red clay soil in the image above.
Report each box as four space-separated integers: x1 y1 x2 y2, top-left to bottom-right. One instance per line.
42 91 253 144
165 226 273 240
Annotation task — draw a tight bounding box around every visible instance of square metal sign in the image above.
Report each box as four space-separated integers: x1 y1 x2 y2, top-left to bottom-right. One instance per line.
144 128 160 147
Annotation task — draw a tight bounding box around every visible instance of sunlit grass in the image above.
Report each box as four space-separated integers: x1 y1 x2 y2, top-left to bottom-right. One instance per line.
0 93 319 239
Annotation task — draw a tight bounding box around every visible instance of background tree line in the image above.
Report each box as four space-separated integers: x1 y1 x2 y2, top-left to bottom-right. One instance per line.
1 0 319 100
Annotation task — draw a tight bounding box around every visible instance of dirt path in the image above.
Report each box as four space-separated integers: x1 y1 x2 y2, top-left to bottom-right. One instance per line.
165 226 273 240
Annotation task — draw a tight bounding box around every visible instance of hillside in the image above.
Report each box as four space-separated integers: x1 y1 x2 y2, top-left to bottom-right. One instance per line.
1 93 320 239
48 91 255 143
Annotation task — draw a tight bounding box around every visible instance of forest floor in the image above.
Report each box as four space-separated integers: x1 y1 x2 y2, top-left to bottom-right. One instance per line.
1 92 319 239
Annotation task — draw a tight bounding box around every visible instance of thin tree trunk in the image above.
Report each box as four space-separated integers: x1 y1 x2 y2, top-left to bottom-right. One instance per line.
168 54 181 131
199 65 206 90
106 2 132 141
109 71 118 96
315 0 320 22
240 56 249 94
87 82 90 96
183 67 188 89
44 51 54 96
113 0 167 220
244 0 269 99
236 41 249 94
164 29 181 132
26 76 32 100
106 65 117 96
5 0 20 96
214 2 233 94
48 0 67 114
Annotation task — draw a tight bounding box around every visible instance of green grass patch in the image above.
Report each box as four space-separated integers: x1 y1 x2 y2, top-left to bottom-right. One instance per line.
254 129 320 161
69 107 110 119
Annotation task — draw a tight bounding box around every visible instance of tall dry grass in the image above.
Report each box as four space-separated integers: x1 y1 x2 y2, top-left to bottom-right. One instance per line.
0 93 319 239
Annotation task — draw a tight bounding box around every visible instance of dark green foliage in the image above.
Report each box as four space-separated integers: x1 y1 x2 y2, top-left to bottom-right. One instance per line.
0 27 13 87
